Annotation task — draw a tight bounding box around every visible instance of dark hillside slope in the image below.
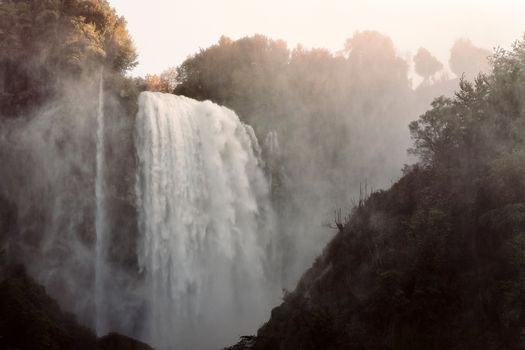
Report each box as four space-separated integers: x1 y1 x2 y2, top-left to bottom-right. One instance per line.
0 265 97 350
0 265 153 350
227 36 525 350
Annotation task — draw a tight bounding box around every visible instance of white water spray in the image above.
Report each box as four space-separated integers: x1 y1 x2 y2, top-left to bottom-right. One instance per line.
135 92 277 350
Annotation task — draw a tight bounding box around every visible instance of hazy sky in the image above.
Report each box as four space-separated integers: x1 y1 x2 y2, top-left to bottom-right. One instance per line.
108 0 525 77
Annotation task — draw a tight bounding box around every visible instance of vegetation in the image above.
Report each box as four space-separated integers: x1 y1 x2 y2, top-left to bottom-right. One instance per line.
227 36 525 350
0 0 137 117
414 47 443 83
174 31 411 137
450 38 492 80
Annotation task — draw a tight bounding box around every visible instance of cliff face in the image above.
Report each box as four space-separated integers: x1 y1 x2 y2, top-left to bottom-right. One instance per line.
0 264 153 350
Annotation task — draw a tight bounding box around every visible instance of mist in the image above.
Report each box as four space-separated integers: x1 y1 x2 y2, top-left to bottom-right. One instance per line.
0 69 144 331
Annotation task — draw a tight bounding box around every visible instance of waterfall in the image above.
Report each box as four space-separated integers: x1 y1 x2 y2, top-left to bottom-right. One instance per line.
95 71 107 335
135 92 277 350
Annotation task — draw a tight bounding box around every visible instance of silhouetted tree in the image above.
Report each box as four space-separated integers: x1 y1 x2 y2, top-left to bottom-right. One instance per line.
414 47 443 83
449 38 491 80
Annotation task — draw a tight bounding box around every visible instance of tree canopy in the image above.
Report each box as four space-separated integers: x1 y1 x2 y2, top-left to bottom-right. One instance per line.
449 38 491 80
0 0 137 117
414 47 443 82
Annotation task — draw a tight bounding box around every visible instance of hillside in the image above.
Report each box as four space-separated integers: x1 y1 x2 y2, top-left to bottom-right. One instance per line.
226 37 525 350
0 264 153 350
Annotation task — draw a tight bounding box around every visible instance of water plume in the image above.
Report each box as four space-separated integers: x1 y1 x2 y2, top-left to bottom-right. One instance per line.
95 71 108 335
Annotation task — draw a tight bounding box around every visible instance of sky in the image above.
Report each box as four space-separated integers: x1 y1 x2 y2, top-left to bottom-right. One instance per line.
108 0 525 77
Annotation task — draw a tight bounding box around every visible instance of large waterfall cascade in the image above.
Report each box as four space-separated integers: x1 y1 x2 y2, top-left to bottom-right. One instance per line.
135 92 278 350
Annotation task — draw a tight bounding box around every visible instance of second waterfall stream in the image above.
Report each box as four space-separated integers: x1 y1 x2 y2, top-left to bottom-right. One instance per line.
134 92 278 350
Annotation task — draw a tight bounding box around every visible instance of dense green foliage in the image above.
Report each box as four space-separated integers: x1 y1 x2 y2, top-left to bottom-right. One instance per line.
227 36 525 350
0 0 137 117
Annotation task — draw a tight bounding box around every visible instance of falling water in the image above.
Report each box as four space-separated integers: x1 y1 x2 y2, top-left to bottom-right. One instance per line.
263 131 281 188
95 71 107 335
135 92 277 350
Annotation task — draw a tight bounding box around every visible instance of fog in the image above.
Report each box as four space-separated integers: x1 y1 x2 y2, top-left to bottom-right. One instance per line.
0 72 144 334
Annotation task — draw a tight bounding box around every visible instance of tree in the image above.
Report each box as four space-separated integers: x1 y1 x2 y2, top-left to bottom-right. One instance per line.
449 38 491 80
70 0 138 72
343 31 410 93
0 0 138 117
143 75 162 92
159 67 178 92
414 47 443 83
175 34 289 107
